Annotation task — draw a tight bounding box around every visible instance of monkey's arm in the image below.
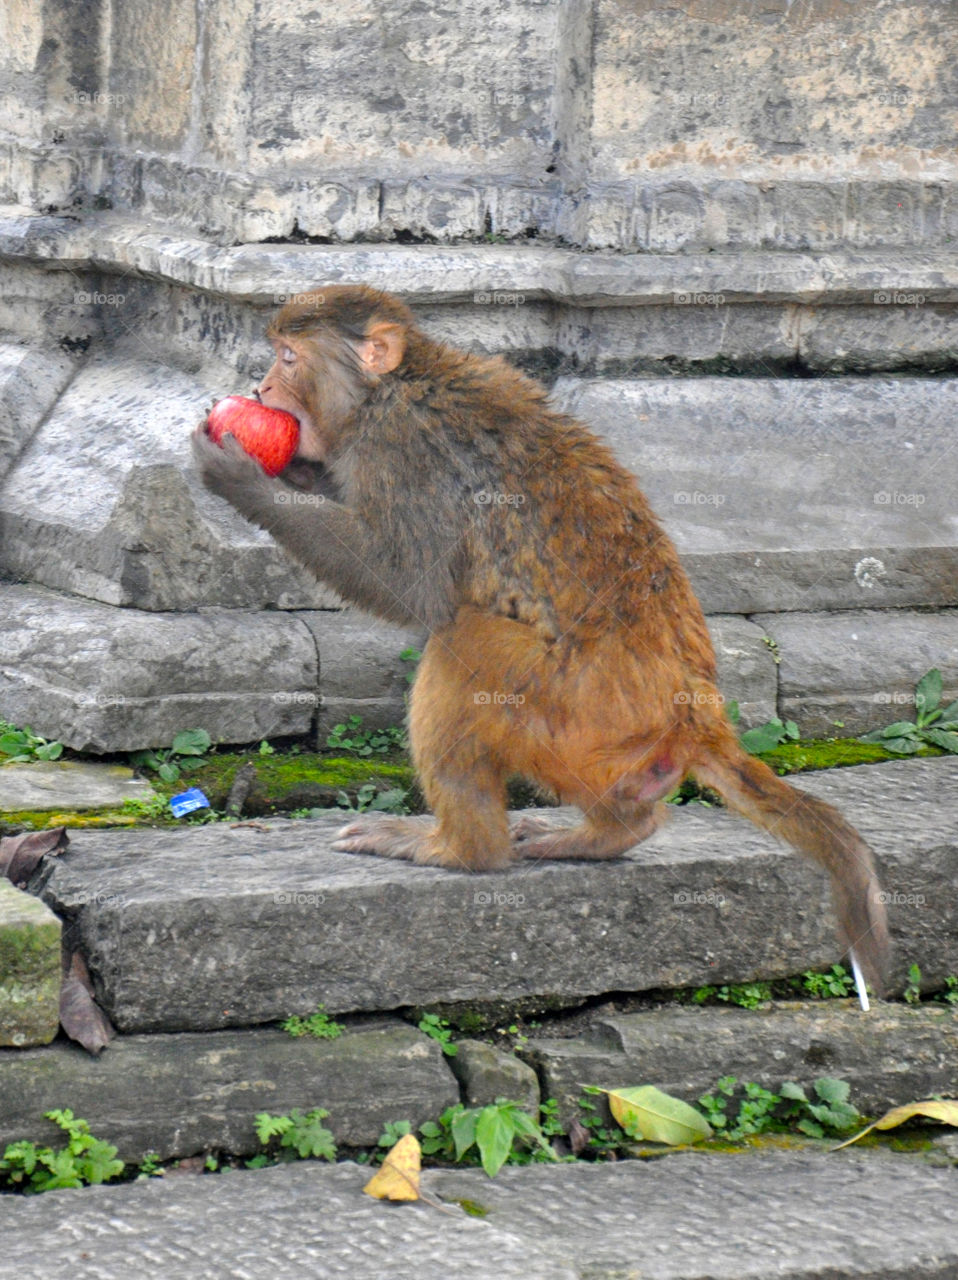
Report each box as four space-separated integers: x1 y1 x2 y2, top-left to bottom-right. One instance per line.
192 426 444 625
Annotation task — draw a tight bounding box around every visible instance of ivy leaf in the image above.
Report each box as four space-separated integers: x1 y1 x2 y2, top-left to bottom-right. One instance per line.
475 1106 515 1178
923 729 958 754
914 669 942 720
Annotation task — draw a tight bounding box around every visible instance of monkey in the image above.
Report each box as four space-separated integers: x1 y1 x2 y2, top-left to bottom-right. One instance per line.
191 284 890 994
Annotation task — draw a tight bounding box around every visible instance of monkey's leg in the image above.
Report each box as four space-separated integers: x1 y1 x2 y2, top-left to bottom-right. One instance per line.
513 802 665 862
332 756 512 870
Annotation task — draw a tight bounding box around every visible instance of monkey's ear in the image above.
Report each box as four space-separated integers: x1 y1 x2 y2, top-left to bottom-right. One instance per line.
357 322 405 375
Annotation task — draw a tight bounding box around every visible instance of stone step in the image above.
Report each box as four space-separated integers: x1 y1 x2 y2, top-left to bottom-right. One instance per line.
553 376 958 614
1 350 954 615
32 757 958 1033
525 1002 958 1126
2 210 957 375
0 1150 955 1280
1 1001 952 1168
0 1022 458 1163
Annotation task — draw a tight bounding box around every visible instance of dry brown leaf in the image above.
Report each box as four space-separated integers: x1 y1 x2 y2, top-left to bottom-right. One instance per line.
59 950 116 1056
363 1134 421 1201
833 1099 958 1150
0 827 68 886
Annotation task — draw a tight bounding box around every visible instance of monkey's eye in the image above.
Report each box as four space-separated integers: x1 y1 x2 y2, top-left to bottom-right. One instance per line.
281 346 297 364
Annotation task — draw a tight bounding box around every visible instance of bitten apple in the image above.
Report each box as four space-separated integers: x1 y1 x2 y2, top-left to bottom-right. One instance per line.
206 396 299 476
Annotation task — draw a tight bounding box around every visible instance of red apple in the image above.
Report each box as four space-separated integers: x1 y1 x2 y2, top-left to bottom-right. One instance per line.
206 396 300 477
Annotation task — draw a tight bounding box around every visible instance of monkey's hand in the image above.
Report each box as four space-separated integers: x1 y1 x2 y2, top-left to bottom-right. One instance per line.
191 422 276 519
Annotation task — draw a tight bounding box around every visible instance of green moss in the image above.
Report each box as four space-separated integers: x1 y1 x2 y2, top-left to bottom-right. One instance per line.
759 737 943 774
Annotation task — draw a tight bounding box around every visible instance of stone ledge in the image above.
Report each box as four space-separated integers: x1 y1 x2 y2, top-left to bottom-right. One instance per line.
524 1002 958 1124
0 1022 457 1162
0 1151 954 1280
32 758 958 1033
2 208 958 306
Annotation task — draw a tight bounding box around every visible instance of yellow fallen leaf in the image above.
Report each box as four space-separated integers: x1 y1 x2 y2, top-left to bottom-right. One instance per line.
363 1133 421 1200
833 1099 958 1150
607 1085 712 1145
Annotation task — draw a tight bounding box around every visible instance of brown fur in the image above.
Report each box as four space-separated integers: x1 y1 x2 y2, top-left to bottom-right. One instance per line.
192 284 890 993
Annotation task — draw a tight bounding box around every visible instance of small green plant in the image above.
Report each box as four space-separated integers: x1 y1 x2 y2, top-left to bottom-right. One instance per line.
258 739 275 756
940 975 958 1006
326 716 408 757
904 962 923 1004
419 1099 557 1177
696 1076 859 1141
778 1078 859 1138
800 964 855 999
859 668 958 756
376 1119 412 1159
691 982 772 1009
577 1087 623 1155
0 721 63 763
418 1012 458 1056
281 1005 345 1040
741 718 800 755
130 729 212 783
137 1151 163 1179
399 647 422 684
697 1076 780 1139
253 1109 336 1162
335 782 409 815
0 1110 124 1192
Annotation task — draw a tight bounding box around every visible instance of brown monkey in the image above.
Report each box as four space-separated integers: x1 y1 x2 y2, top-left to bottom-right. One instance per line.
191 285 890 993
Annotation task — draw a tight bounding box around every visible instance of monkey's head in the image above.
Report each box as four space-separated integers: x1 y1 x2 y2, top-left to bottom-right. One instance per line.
259 284 414 463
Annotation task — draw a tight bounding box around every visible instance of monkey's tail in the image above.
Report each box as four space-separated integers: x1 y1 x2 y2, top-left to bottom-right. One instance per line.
691 741 890 995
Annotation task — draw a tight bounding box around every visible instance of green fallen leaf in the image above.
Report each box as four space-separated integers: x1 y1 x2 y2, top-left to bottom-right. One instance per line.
832 1098 958 1150
607 1085 712 1145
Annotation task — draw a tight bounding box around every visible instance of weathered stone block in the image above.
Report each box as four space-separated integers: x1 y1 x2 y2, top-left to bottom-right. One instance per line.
0 880 60 1047
0 1022 458 1160
0 583 319 752
33 758 958 1033
449 1040 540 1112
524 1002 958 1124
750 609 958 737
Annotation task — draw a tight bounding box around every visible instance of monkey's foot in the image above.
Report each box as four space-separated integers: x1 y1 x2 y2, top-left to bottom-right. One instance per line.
332 814 438 862
512 804 665 861
510 812 566 844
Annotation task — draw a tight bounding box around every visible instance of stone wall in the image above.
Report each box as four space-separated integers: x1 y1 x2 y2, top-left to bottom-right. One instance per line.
1 0 954 248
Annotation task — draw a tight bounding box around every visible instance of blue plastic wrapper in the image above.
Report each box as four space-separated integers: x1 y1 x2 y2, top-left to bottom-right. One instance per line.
169 787 210 818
